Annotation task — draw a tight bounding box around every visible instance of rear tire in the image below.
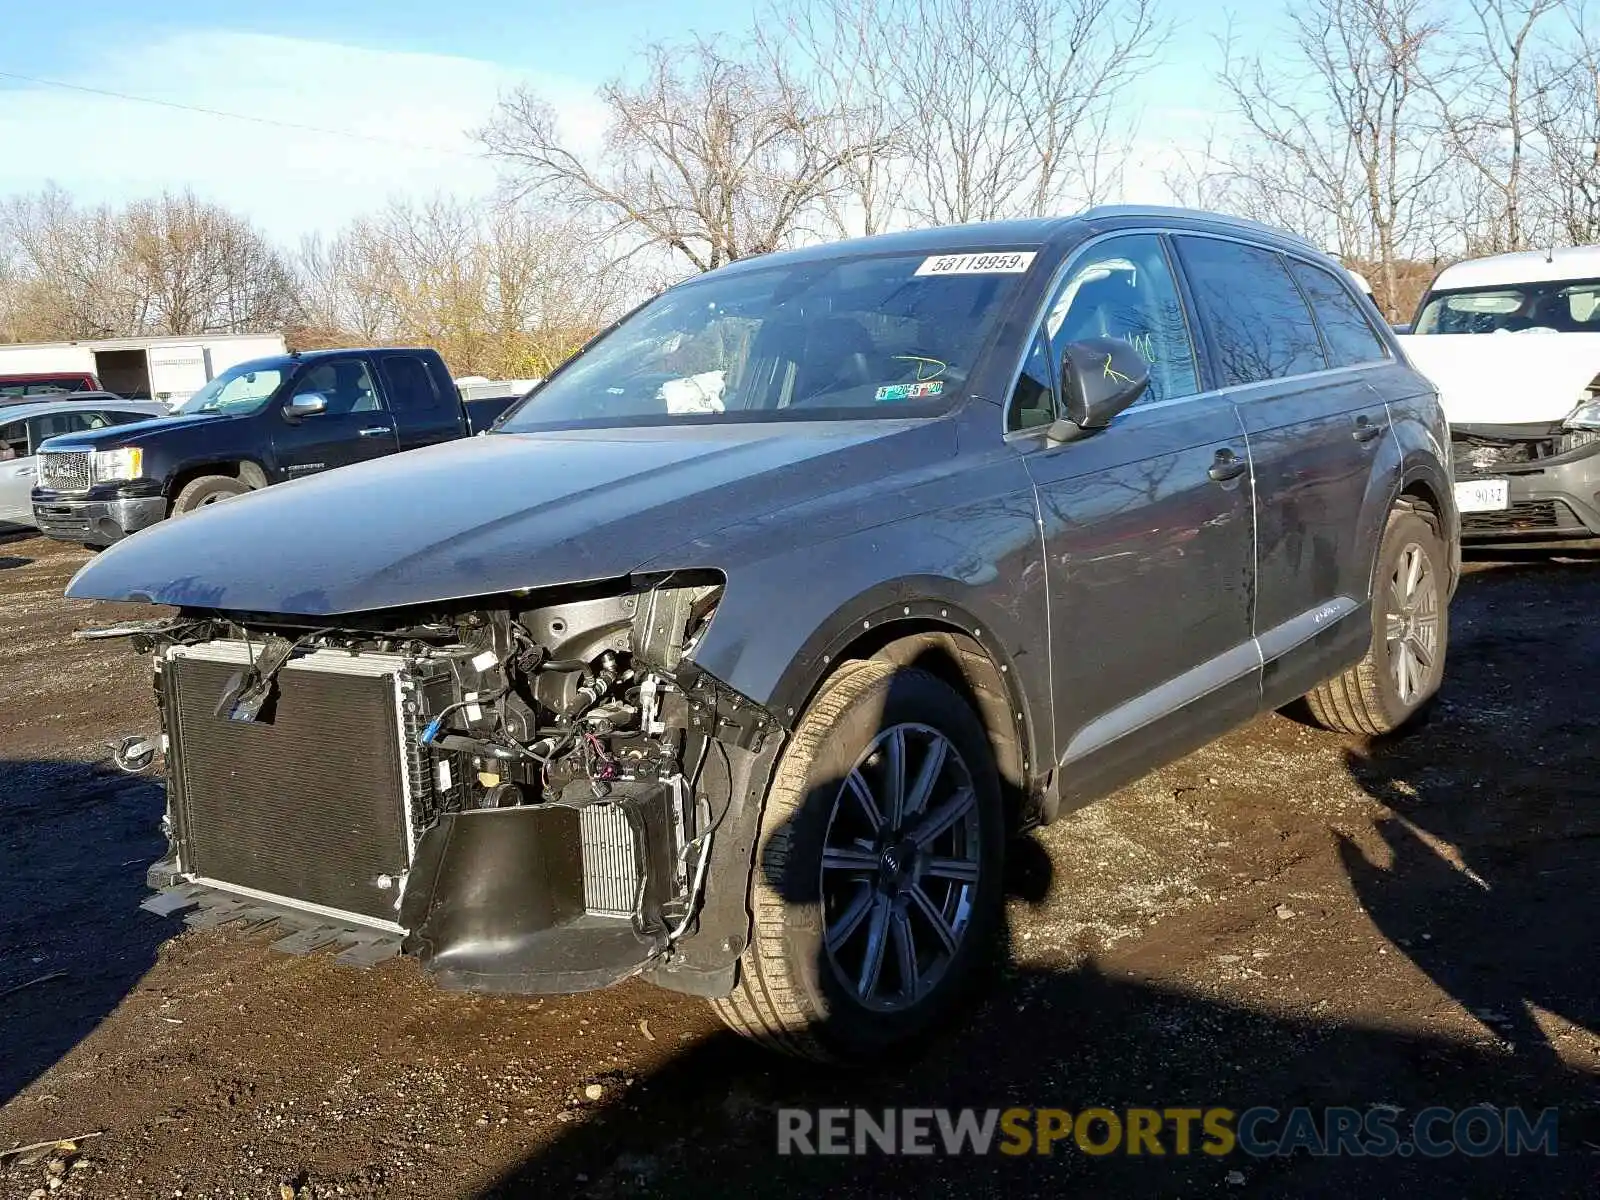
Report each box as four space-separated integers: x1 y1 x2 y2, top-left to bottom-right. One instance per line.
1305 507 1448 735
711 660 1005 1063
172 474 249 515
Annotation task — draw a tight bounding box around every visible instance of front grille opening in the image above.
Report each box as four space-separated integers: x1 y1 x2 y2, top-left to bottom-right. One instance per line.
162 640 684 946
1462 499 1570 532
40 451 91 490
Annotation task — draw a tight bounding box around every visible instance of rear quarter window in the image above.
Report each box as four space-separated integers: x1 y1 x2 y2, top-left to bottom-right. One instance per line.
1288 260 1389 367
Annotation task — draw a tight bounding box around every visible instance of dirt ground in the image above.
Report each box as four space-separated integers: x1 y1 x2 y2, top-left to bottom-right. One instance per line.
1 531 1596 1198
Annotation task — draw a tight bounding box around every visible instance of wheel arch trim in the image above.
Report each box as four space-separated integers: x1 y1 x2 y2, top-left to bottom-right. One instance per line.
750 586 1046 816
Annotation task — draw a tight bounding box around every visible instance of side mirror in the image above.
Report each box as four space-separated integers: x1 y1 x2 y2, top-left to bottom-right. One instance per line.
1047 337 1150 444
283 392 328 421
0 444 16 462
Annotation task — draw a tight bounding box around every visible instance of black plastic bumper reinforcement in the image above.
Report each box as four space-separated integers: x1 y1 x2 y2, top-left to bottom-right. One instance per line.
141 880 403 967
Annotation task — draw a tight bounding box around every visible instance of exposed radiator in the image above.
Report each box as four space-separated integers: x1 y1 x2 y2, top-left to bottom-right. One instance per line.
162 640 652 934
580 804 640 917
163 643 454 927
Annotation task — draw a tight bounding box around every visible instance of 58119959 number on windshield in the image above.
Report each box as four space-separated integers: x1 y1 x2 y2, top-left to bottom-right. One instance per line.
915 252 1037 277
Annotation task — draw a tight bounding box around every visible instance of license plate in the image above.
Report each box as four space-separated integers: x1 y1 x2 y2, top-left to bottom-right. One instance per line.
1455 478 1509 513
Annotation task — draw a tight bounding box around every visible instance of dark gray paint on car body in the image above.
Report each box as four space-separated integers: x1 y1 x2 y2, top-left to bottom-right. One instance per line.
66 209 1456 817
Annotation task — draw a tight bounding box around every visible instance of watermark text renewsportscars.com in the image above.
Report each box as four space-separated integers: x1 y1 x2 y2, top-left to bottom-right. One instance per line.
777 1105 1559 1158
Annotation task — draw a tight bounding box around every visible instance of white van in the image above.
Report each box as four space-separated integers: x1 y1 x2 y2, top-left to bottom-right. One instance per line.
1399 247 1600 544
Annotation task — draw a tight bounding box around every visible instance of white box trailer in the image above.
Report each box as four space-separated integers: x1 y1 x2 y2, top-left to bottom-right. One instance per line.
454 375 542 403
0 332 287 407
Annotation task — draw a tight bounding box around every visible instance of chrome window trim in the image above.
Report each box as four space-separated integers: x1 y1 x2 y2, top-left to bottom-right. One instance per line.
1001 226 1400 443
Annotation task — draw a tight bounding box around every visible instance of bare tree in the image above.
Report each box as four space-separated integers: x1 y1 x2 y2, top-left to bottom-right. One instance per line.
1532 2 1600 243
297 198 626 378
1160 121 1247 214
774 0 1164 227
0 186 296 340
1429 0 1566 252
481 38 886 272
297 226 396 345
758 0 912 237
1220 0 1450 318
1 186 143 339
121 192 299 335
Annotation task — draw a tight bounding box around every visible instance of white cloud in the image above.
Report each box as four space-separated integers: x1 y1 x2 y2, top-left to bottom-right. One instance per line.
0 29 607 244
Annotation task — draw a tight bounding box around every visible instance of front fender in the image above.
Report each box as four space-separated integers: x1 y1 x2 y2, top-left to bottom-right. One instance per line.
640 443 1052 773
632 441 1053 990
1385 391 1460 598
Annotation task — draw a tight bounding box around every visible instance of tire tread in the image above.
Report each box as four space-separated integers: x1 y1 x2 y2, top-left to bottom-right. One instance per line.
711 659 904 1062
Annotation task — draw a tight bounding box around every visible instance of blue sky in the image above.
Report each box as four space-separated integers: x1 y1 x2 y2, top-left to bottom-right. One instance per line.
0 0 1280 243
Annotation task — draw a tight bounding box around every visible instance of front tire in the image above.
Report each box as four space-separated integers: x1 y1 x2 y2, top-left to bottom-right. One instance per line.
1305 506 1449 735
711 660 1005 1063
172 474 249 515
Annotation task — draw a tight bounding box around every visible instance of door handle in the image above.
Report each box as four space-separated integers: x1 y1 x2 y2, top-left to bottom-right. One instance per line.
1352 416 1387 444
1208 449 1248 483
357 426 393 437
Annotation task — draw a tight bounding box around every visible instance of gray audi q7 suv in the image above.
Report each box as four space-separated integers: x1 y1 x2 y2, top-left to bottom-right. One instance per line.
67 206 1458 1063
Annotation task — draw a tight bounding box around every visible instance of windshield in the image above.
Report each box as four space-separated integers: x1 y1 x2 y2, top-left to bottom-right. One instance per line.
496 249 1036 431
1414 277 1600 334
177 362 288 415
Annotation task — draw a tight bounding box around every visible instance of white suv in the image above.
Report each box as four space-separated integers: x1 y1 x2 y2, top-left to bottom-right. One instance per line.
1401 246 1600 544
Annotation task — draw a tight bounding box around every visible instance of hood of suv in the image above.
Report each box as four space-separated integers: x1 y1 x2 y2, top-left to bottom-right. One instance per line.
1399 332 1600 424
66 419 953 614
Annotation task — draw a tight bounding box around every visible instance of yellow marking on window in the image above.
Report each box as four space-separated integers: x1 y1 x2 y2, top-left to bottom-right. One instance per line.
892 355 949 381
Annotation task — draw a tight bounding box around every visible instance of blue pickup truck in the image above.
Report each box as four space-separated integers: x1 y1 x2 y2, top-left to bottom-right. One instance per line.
31 347 520 548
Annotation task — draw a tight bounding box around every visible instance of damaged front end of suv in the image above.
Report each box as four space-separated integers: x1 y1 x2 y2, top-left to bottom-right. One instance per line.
62 231 1070 1062
103 572 783 997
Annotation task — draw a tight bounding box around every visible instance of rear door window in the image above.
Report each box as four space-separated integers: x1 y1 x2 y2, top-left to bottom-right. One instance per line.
1175 237 1329 386
1289 260 1389 367
379 355 451 419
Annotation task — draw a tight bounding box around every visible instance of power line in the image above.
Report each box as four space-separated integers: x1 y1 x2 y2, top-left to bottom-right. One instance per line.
0 68 482 158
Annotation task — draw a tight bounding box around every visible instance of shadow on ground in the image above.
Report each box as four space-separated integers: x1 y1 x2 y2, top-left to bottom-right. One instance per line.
2 559 1597 1195
477 962 1596 1197
0 759 167 1103
480 561 1600 1198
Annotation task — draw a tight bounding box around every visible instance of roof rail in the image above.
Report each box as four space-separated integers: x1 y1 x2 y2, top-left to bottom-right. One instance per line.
1074 205 1316 249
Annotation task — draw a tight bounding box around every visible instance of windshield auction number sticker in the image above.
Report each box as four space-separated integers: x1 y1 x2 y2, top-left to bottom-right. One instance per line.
915 252 1037 276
